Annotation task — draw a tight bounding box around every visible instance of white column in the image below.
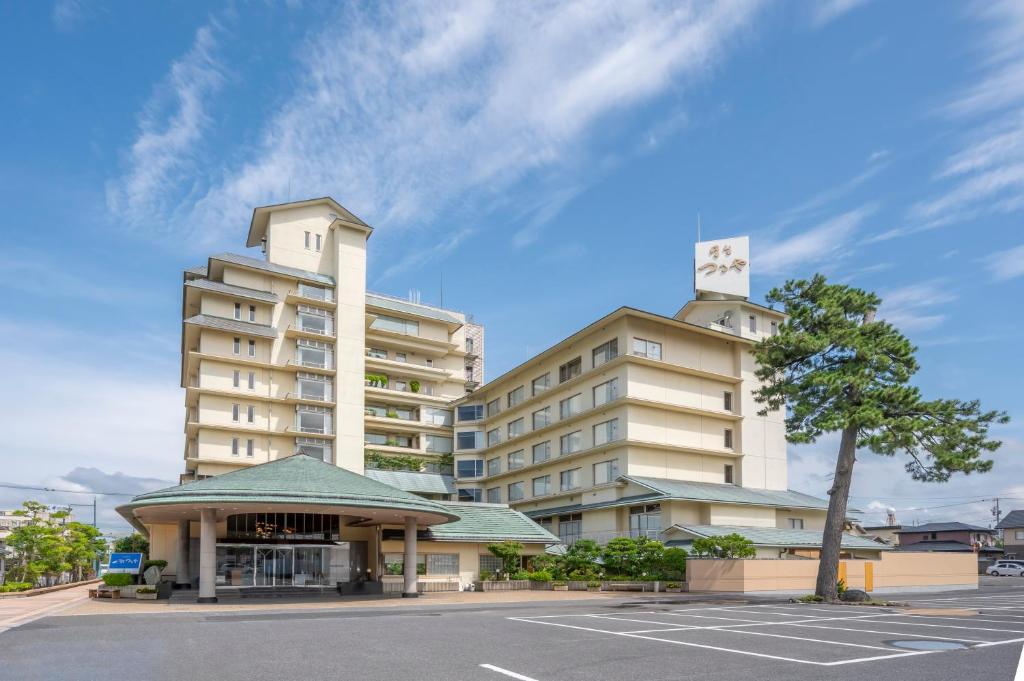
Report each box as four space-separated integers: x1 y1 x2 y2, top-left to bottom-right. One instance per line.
198 509 218 603
403 516 418 598
176 519 191 588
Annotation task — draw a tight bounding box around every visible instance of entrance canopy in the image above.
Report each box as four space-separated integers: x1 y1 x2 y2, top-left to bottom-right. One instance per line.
117 454 459 532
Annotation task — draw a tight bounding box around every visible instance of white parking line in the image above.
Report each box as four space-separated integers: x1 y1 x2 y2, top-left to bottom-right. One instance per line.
585 615 698 628
852 616 1024 634
778 622 993 644
480 664 541 681
710 627 894 650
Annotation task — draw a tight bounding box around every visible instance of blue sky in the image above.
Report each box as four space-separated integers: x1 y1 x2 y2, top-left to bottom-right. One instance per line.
1 0 1022 532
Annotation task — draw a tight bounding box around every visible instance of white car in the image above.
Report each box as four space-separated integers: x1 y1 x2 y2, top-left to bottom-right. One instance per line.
987 562 1024 577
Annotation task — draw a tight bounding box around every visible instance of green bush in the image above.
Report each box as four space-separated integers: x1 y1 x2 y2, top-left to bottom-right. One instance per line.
551 580 567 586
510 570 530 581
0 582 33 592
137 587 156 594
837 579 848 595
586 581 601 588
102 573 133 587
797 594 824 602
689 533 756 559
486 541 523 579
479 570 493 582
409 380 421 393
665 581 680 589
527 570 552 582
143 560 167 571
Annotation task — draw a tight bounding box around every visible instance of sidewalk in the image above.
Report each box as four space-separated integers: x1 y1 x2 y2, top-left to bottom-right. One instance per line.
0 582 93 634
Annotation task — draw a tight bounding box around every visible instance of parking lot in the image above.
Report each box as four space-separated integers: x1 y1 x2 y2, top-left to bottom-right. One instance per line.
509 594 1024 668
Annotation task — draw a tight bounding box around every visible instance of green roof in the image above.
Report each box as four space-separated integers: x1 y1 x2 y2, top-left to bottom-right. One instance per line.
365 292 464 326
184 314 277 338
626 476 833 511
426 503 560 544
364 469 455 496
211 253 336 286
671 524 890 550
118 455 457 521
185 278 279 303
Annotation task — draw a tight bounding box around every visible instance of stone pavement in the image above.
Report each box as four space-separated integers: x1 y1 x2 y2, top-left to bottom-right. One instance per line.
0 583 94 633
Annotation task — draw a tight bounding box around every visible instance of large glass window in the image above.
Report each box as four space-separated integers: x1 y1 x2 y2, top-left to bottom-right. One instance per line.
296 437 332 463
297 305 333 335
532 441 551 464
425 554 460 575
296 339 333 369
632 338 662 360
592 338 618 367
457 404 484 422
593 459 619 485
593 419 619 447
593 378 619 408
486 487 501 504
487 428 501 446
532 373 550 396
425 435 453 454
559 394 582 420
560 430 582 455
507 418 525 439
298 282 333 302
629 504 661 539
297 373 330 401
507 482 524 502
532 407 550 430
456 431 482 450
486 398 501 418
367 347 387 359
486 457 501 476
532 475 551 497
507 450 525 470
422 407 453 426
560 468 580 491
297 406 331 434
457 459 484 478
370 314 419 336
507 386 525 408
458 488 482 502
559 357 582 383
226 513 340 541
558 513 582 545
384 553 425 576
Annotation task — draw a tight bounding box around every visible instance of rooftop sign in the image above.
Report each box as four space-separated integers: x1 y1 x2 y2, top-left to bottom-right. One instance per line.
694 236 749 299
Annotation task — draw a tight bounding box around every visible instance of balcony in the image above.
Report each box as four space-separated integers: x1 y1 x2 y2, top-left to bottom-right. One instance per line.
286 324 334 341
286 288 336 308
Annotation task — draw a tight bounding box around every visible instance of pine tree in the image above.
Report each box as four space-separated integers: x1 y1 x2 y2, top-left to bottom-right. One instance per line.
752 275 1008 599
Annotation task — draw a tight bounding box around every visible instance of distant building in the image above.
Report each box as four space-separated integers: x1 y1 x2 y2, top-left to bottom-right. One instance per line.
894 522 1000 554
996 510 1024 559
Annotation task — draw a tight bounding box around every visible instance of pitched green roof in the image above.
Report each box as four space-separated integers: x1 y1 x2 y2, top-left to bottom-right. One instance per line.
185 278 279 303
365 292 464 326
426 503 560 543
670 524 889 550
184 314 277 338
211 253 336 286
119 455 457 521
364 469 455 496
626 476 832 511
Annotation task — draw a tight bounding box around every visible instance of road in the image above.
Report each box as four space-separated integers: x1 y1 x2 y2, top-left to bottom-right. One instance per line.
3 583 1024 681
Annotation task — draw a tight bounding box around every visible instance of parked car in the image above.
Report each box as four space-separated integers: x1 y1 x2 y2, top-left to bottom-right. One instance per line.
986 562 1024 576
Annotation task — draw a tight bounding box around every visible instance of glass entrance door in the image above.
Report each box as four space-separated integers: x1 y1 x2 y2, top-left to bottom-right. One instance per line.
255 547 293 586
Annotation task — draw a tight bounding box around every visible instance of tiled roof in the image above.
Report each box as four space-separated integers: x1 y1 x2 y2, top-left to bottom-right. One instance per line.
625 476 832 511
185 278 279 303
365 292 464 326
893 540 978 553
671 524 890 550
364 469 456 496
119 455 457 520
185 265 208 276
210 253 335 285
183 314 277 338
894 522 993 534
996 510 1024 529
427 503 560 543
522 493 664 519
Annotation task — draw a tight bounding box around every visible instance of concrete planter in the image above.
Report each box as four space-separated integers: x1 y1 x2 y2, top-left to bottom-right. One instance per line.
600 581 658 592
478 580 531 592
136 591 158 600
552 584 568 591
566 581 591 591
529 581 552 590
587 585 601 592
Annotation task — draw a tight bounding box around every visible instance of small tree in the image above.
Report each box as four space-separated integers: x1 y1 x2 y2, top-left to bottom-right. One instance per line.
561 539 602 578
689 534 755 559
754 275 1008 599
113 533 149 557
602 537 641 577
486 541 523 579
64 523 106 582
658 547 688 580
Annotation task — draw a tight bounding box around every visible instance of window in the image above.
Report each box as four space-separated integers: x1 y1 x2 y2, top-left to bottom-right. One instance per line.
246 439 254 457
507 418 525 439
770 321 778 336
384 553 425 576
297 305 333 335
724 464 734 484
532 373 550 396
426 358 433 367
479 554 502 574
1016 531 1024 541
247 405 255 423
593 378 618 407
749 315 757 333
532 475 551 497
724 428 734 449
560 430 582 455
315 233 322 252
232 403 240 422
465 366 473 380
592 338 618 367
457 404 484 422
558 513 582 544
508 450 525 470
632 338 662 360
248 371 255 390
248 339 256 357
231 437 239 456
559 393 582 419
458 488 482 502
532 407 550 430
507 482 524 502
248 305 256 322
457 459 484 478
297 405 331 434
296 339 332 369
532 441 551 464
507 386 525 408
629 504 661 538
233 370 240 388
233 337 241 355
486 487 501 504
593 459 619 485
424 435 453 454
456 431 482 450
593 419 619 446
422 407 452 426
465 337 474 353
304 231 311 249
395 352 407 362
486 428 501 447
297 373 329 401
426 554 459 575
788 518 804 530
370 314 419 336
297 437 332 463
367 347 387 359
298 283 332 302
559 357 582 383
486 399 501 418
487 457 501 476
560 468 580 491
723 391 733 412
234 302 242 320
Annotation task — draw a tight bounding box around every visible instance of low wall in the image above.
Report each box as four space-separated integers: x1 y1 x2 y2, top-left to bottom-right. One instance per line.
688 552 978 594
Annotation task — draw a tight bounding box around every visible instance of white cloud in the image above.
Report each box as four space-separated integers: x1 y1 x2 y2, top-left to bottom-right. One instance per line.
108 1 764 255
809 0 872 28
52 0 90 32
105 20 225 232
755 204 876 276
0 250 150 304
986 243 1024 281
878 279 957 333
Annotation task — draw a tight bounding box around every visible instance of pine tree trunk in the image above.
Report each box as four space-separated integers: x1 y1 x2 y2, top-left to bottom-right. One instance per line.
815 423 858 599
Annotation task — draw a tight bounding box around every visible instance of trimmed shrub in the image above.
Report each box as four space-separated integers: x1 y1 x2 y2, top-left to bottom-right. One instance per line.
137 587 157 594
527 570 553 582
0 582 33 593
102 573 133 587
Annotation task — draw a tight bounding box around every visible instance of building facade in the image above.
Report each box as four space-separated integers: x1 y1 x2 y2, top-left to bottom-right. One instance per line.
996 511 1024 559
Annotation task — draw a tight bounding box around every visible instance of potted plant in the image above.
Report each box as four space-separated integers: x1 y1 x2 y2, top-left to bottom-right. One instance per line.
665 581 682 593
586 581 601 592
409 380 421 393
136 587 158 600
552 580 568 591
